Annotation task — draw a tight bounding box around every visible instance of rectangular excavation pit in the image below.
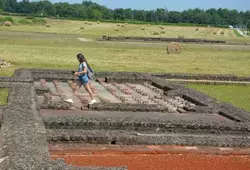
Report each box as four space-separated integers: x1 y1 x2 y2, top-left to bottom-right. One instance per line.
35 78 199 114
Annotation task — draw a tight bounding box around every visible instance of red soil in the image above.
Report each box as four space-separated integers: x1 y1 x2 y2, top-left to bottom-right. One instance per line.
50 146 250 170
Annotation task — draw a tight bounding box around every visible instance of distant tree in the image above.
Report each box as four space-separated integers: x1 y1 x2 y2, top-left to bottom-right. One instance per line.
155 8 167 22
247 22 250 31
168 11 182 23
124 8 133 20
0 0 249 27
4 0 18 13
113 8 125 20
211 13 224 25
0 0 5 9
195 12 211 24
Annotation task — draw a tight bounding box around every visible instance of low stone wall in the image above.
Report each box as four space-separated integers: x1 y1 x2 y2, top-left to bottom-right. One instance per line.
89 103 168 112
47 129 250 147
43 116 249 135
152 73 250 82
102 36 226 44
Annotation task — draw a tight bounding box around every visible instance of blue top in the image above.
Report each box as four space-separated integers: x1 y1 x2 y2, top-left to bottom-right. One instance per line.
78 62 88 78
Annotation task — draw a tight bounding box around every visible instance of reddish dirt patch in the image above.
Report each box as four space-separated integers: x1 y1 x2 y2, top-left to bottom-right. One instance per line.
50 145 250 170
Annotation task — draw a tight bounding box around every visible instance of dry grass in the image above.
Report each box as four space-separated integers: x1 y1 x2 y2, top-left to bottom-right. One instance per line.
1 16 249 43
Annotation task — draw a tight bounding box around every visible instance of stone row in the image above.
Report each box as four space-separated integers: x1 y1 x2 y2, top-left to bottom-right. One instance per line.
43 116 250 135
47 129 250 148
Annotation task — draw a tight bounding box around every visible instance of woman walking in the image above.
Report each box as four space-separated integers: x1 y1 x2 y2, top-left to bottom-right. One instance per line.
65 53 96 105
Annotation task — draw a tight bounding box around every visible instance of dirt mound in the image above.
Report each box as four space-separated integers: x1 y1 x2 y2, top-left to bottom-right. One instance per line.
0 59 11 68
167 42 182 54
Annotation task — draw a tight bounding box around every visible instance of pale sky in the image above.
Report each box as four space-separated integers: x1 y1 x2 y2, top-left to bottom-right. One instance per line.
45 0 250 11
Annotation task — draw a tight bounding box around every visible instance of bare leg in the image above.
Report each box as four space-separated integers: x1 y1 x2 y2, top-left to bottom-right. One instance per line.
83 83 95 100
88 80 95 95
71 80 82 102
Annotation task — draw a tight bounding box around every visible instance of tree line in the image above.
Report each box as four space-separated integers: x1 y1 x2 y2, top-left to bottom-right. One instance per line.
0 0 250 28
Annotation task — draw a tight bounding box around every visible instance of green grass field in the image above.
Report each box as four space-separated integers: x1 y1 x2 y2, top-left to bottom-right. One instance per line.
0 30 249 77
0 16 249 111
188 84 250 112
0 89 8 105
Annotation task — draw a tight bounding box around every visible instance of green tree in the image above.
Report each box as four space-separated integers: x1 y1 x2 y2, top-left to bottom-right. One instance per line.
0 0 5 9
0 0 249 27
168 11 182 23
247 22 250 31
113 8 125 20
124 8 133 20
155 8 167 22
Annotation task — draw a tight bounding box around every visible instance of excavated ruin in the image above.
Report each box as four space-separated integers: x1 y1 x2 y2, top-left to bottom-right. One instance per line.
0 69 249 169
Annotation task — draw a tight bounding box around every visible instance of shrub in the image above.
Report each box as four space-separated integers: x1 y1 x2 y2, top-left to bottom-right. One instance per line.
0 17 14 23
32 18 46 25
18 19 31 25
25 16 35 20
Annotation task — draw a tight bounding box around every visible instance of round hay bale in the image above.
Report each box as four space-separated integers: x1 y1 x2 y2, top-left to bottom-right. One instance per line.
0 59 11 68
115 28 119 32
46 24 51 27
167 43 182 54
4 21 12 27
160 31 166 34
195 28 199 31
147 24 150 27
159 25 164 29
153 32 160 35
220 30 225 35
121 25 125 27
80 27 85 30
213 31 217 35
88 23 92 25
117 24 120 27
97 21 101 24
85 21 88 24
141 27 145 30
178 35 184 39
